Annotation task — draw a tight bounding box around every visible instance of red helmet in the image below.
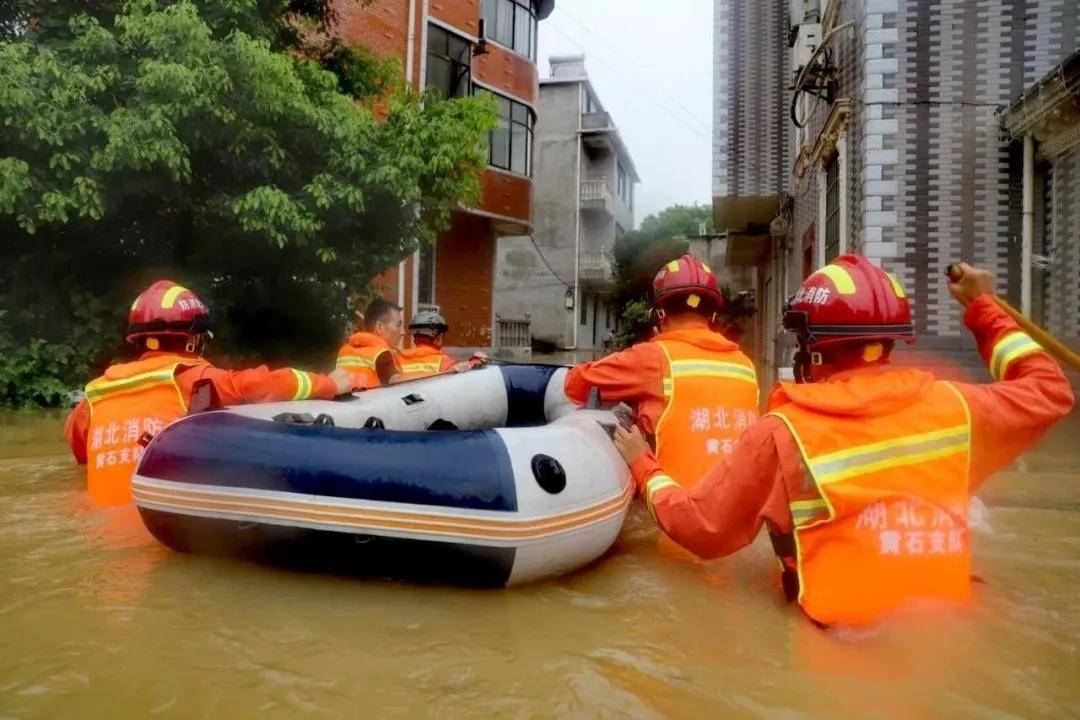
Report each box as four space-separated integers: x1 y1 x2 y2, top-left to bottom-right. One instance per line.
652 254 723 311
126 280 210 342
783 254 913 349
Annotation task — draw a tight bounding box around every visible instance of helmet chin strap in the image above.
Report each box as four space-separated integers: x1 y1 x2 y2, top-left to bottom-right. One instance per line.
792 338 823 384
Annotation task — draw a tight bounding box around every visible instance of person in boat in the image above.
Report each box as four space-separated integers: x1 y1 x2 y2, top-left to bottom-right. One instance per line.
336 298 405 389
565 253 760 489
399 309 483 380
613 256 1074 627
65 280 352 506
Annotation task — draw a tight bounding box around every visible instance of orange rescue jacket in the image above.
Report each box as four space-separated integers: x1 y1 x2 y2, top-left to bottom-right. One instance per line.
336 332 400 389
399 344 456 380
653 331 759 486
766 377 972 625
84 354 208 506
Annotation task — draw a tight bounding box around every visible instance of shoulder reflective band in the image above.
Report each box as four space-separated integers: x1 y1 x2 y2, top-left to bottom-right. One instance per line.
806 425 970 486
290 369 313 401
989 331 1042 381
85 368 177 404
336 356 376 369
667 359 758 386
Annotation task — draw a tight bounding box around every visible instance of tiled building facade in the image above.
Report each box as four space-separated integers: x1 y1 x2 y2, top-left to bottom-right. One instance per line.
714 0 1080 382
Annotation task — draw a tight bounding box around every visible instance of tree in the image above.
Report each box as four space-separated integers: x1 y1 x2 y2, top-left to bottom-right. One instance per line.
611 202 752 349
0 0 495 407
638 202 713 239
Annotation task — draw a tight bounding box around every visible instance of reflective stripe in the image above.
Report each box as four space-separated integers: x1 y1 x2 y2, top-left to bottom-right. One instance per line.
85 368 177 403
402 361 442 374
886 272 907 299
336 356 376 369
290 369 312 401
811 265 856 294
668 359 758 385
662 377 674 398
789 498 829 528
807 425 970 485
645 474 680 522
160 285 188 309
989 332 1042 381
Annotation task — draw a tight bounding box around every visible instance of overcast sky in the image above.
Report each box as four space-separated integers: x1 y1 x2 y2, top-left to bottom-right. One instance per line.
536 1 714 226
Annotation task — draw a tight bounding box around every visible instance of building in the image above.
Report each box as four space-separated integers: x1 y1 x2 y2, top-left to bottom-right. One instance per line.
336 0 554 352
713 0 1079 383
494 54 640 360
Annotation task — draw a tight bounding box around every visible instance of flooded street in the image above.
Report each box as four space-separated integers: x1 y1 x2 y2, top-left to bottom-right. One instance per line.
1 410 1078 718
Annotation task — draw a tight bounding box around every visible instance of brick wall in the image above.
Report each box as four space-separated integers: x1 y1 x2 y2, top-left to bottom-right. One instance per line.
435 213 495 347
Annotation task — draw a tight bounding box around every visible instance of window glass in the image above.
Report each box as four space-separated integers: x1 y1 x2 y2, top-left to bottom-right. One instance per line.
510 120 528 174
514 4 531 58
496 0 513 46
482 0 536 59
476 85 534 176
418 243 435 305
426 24 471 99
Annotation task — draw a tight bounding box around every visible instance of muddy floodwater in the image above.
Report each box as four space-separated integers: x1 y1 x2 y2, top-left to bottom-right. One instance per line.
1 410 1078 718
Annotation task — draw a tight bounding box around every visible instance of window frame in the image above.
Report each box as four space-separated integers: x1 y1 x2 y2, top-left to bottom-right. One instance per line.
425 23 472 99
482 0 537 61
417 242 436 306
475 85 534 177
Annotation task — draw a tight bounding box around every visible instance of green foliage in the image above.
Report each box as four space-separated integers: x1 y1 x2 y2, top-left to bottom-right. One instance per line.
612 203 753 349
0 0 495 407
613 298 652 350
638 202 713 239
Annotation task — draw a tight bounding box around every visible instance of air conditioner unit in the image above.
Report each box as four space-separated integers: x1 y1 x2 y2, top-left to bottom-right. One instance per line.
789 0 820 26
792 23 822 75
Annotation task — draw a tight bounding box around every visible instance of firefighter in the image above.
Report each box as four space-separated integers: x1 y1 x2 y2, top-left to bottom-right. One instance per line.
565 254 759 487
65 280 352 506
336 298 404 389
613 256 1075 626
398 310 481 380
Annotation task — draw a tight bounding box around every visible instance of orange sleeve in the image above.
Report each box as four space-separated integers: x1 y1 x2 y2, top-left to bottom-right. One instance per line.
177 364 338 406
439 354 459 372
64 400 91 464
950 296 1075 490
629 416 800 559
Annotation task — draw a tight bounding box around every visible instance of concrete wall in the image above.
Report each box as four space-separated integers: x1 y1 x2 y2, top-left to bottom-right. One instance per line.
494 81 581 348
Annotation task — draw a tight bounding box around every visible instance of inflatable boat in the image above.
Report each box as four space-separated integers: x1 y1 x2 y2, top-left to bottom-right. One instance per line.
131 365 632 586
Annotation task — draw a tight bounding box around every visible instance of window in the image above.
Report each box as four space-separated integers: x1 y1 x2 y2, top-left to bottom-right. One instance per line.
580 291 588 326
418 243 436 305
476 87 533 176
426 24 471 99
617 163 628 203
824 155 840 263
482 0 537 60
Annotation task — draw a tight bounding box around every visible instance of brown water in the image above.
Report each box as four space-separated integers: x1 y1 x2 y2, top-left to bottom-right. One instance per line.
1 411 1078 719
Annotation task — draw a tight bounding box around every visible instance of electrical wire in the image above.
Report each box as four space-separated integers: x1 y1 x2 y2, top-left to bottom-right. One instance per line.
552 6 713 134
543 21 712 141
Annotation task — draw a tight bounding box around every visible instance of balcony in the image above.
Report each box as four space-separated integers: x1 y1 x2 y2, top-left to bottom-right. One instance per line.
579 250 615 288
580 178 614 216
582 111 612 131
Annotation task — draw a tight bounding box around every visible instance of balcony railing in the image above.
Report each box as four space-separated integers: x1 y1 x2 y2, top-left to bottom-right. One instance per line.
580 178 613 215
495 316 531 349
579 250 615 287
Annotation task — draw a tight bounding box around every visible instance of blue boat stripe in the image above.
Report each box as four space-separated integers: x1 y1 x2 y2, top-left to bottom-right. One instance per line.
138 413 518 512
